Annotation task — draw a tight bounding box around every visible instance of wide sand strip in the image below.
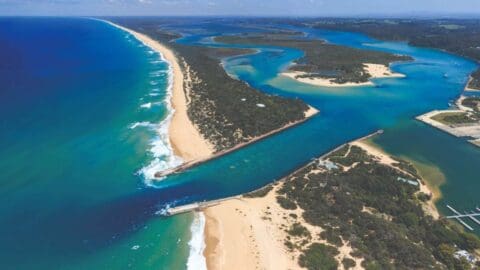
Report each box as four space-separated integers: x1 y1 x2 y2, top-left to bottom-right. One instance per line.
105 21 214 162
282 63 405 87
203 194 303 270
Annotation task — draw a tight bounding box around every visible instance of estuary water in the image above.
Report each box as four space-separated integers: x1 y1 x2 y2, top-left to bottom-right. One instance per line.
0 17 478 269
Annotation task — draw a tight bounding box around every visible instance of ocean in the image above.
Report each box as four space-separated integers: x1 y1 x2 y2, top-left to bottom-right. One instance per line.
0 17 194 269
0 17 479 269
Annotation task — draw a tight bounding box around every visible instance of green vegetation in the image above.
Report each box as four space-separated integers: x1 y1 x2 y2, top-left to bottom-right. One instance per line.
462 97 480 112
342 258 356 269
470 70 480 90
216 35 411 84
277 195 297 210
287 222 310 238
306 18 480 90
392 158 421 179
432 111 479 125
328 145 372 166
112 19 310 151
243 185 273 198
298 243 339 270
277 144 480 269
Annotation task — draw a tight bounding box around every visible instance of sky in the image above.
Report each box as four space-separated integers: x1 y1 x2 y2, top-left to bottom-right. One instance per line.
1 0 480 16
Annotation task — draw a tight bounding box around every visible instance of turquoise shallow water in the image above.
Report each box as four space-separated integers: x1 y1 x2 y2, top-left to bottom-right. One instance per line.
1 17 479 269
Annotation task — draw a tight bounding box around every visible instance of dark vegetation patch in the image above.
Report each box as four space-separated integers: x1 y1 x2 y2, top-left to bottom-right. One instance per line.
243 184 273 198
462 97 480 112
216 35 412 84
391 158 421 179
277 144 480 269
299 243 339 270
328 145 372 167
432 111 480 125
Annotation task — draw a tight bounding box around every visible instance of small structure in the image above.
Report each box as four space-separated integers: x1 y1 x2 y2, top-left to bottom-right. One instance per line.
445 205 480 231
396 177 419 186
454 250 477 264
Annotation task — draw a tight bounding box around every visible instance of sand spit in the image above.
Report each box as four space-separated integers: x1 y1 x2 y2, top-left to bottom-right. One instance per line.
282 63 404 87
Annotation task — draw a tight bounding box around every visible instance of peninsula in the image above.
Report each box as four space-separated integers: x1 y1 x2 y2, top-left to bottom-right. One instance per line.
203 134 480 270
109 19 318 175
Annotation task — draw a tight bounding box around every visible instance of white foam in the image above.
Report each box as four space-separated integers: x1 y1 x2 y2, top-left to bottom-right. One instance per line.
149 93 160 97
186 212 207 270
138 62 182 186
129 121 156 129
140 102 152 109
150 70 167 77
104 19 182 185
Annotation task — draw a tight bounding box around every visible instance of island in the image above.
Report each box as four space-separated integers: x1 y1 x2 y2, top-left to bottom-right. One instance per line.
216 33 412 87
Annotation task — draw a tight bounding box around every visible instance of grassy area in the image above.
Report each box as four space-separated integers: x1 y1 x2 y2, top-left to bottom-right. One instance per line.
432 111 478 125
462 97 480 112
216 34 412 84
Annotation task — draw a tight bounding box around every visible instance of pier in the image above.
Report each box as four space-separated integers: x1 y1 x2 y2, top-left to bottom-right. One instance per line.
165 195 241 216
445 205 480 231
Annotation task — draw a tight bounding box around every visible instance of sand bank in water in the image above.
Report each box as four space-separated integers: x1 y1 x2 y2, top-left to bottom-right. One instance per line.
282 63 405 87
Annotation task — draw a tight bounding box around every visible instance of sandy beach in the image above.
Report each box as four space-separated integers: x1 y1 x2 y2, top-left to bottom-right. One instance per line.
203 182 364 270
465 76 480 91
105 21 214 162
203 188 307 270
282 63 404 87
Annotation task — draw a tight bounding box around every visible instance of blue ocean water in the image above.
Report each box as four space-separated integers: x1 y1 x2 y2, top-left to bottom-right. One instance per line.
1 17 479 270
0 18 192 269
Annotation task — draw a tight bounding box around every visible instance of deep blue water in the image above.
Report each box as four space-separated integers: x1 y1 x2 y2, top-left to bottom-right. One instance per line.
1 17 479 269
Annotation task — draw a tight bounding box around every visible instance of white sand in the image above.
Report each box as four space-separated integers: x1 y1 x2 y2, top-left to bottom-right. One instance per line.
282 63 404 87
203 188 304 270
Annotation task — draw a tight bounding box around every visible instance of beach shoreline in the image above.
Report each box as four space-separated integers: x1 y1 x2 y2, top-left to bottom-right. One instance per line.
465 76 480 91
202 132 441 269
104 20 215 164
282 63 405 87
